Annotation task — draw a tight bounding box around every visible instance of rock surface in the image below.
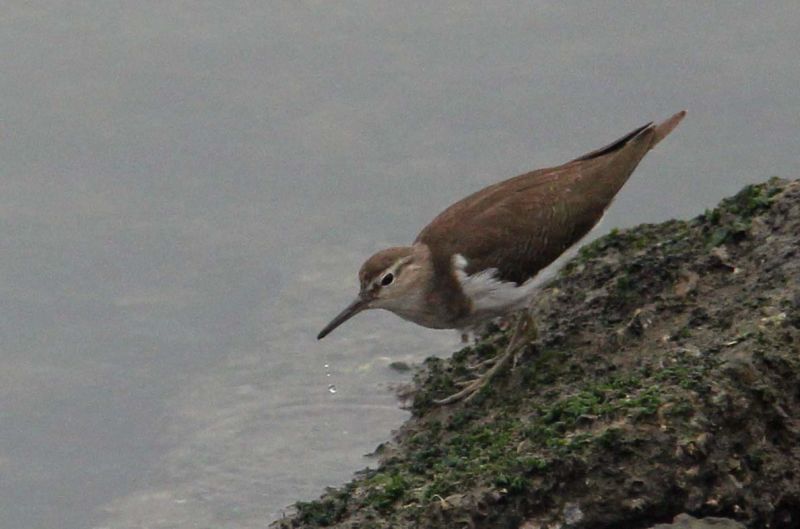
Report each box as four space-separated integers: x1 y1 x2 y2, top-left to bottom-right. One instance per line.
274 178 800 529
648 513 745 529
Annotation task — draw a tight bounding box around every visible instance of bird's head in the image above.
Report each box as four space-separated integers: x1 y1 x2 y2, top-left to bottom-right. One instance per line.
317 245 430 339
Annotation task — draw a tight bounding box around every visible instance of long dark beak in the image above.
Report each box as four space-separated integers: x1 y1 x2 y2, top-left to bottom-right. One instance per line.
317 296 369 340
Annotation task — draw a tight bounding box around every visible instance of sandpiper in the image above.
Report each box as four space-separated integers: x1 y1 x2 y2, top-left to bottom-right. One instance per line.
318 111 686 403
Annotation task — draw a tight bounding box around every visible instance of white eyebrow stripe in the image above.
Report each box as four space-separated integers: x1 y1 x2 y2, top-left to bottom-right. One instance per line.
371 256 412 288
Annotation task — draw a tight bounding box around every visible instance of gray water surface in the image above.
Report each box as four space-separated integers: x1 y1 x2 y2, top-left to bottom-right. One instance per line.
1 3 798 528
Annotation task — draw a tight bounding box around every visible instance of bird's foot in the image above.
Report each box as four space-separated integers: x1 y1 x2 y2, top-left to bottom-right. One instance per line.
433 311 536 405
467 356 497 371
433 347 515 404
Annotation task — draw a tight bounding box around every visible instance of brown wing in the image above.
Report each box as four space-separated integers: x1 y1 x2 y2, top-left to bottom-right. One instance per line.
415 111 686 284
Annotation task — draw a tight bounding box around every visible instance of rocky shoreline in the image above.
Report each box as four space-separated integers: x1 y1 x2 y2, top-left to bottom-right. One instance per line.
274 178 800 529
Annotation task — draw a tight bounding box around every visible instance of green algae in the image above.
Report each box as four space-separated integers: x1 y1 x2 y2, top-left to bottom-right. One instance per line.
277 178 800 529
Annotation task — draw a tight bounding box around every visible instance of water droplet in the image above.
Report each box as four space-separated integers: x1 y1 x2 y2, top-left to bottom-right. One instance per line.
327 384 337 394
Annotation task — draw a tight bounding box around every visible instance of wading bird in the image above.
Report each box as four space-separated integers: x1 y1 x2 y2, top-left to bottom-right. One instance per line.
318 111 686 403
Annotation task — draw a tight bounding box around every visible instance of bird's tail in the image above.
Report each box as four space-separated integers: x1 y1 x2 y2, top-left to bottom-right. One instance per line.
568 110 687 203
573 110 686 163
649 110 687 150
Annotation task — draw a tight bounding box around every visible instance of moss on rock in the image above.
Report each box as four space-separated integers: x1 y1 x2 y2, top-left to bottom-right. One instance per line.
274 178 800 529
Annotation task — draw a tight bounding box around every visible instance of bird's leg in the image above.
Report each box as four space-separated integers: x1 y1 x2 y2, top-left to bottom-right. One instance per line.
467 356 497 371
434 311 535 405
512 315 538 369
466 329 518 371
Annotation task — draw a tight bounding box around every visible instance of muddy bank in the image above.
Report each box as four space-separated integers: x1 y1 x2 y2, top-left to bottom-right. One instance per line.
274 178 800 529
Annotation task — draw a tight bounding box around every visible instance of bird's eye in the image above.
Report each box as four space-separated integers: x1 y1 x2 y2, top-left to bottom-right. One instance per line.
381 273 394 286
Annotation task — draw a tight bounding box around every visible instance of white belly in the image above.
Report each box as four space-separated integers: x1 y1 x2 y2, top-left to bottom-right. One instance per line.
452 254 538 326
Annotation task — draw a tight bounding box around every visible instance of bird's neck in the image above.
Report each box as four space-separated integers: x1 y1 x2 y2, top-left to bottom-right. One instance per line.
413 244 473 328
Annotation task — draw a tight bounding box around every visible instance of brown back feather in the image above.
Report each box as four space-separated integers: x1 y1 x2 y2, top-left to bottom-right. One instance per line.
415 112 685 285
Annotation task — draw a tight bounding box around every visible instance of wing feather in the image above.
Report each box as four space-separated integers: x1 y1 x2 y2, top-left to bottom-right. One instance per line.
415 116 680 284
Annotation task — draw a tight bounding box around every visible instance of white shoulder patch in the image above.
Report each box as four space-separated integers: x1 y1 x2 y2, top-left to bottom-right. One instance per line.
451 254 538 319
